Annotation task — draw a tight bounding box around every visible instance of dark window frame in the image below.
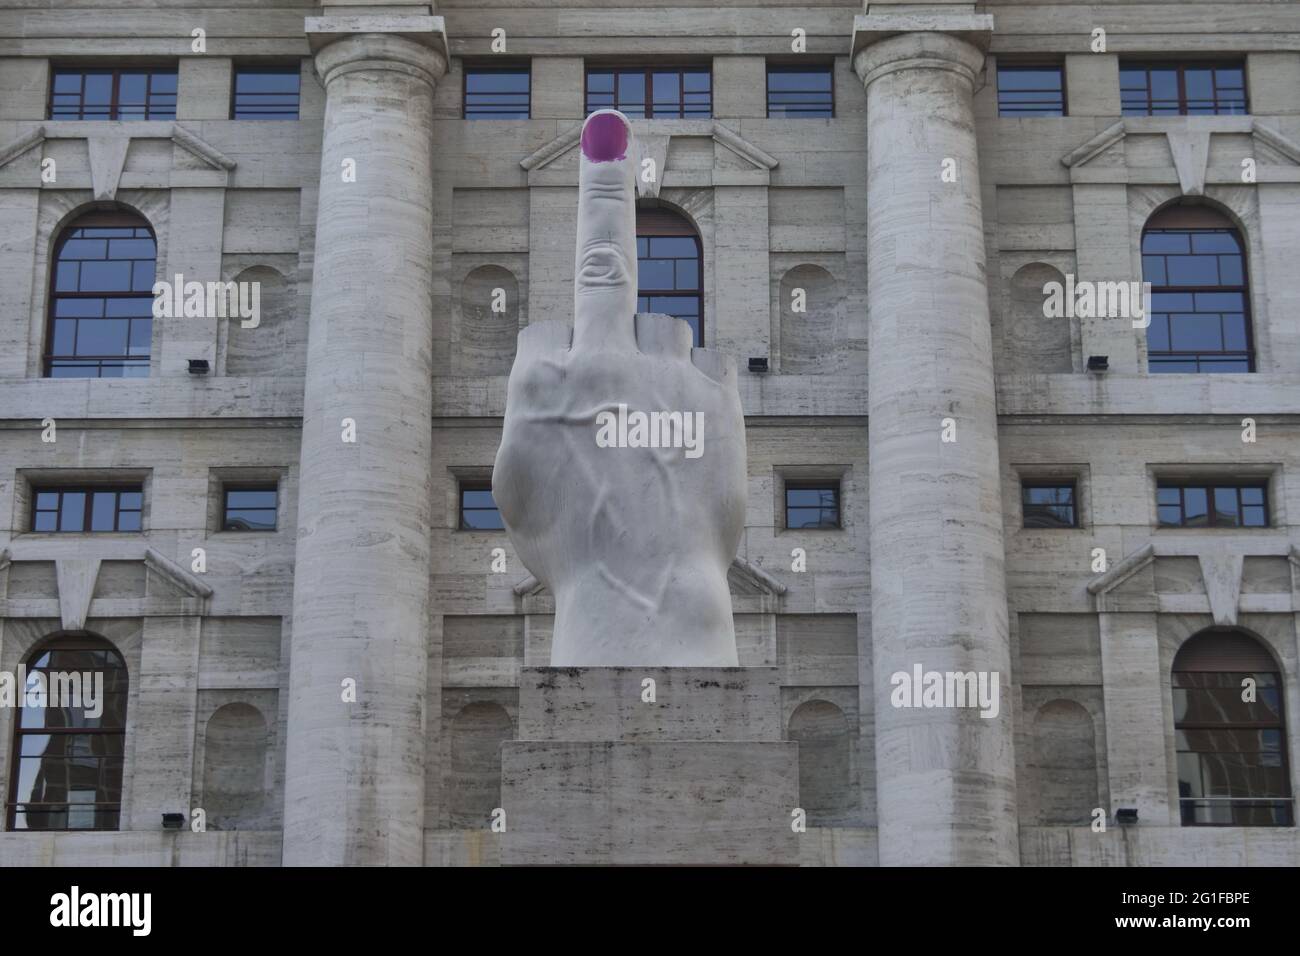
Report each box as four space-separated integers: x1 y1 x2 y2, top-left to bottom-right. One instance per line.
47 63 179 121
44 209 156 379
1173 634 1292 828
1143 225 1254 373
785 479 842 530
6 635 128 832
221 484 279 532
1120 60 1249 116
584 64 713 119
765 62 835 118
230 62 302 120
1021 480 1079 529
459 480 503 531
30 484 144 533
995 61 1068 118
636 208 704 347
461 61 532 119
1156 480 1269 529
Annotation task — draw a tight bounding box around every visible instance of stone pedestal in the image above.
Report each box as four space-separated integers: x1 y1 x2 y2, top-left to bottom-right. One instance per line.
853 9 1019 866
282 18 447 866
501 667 799 865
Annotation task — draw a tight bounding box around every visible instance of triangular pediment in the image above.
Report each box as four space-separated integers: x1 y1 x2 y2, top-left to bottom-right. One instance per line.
0 123 235 199
513 556 786 600
144 547 213 600
521 119 777 188
1089 540 1299 622
1062 119 1300 196
1087 543 1156 599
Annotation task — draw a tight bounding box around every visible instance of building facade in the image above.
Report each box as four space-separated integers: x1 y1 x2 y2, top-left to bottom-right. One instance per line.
1 0 1299 866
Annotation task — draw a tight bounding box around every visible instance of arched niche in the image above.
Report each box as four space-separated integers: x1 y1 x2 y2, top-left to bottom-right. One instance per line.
779 265 842 374
202 702 269 830
458 265 518 376
1002 262 1073 374
447 701 513 829
787 699 853 825
1031 698 1098 825
224 266 300 377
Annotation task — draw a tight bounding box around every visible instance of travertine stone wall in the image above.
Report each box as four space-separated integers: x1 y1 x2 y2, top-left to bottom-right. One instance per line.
1 1 1299 868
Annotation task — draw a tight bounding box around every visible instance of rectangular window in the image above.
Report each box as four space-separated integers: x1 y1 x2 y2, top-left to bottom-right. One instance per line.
1120 61 1247 116
997 64 1066 117
463 64 531 119
1157 481 1268 528
232 64 300 119
222 486 278 531
586 66 711 119
460 482 503 530
1022 482 1078 528
32 486 143 532
49 66 178 120
785 481 840 530
766 64 833 118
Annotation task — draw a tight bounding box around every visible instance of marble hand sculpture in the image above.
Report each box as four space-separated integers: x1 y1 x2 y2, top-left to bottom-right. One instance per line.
493 110 747 666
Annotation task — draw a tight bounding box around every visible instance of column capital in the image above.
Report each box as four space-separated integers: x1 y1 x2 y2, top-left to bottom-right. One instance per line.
306 15 449 87
850 13 993 89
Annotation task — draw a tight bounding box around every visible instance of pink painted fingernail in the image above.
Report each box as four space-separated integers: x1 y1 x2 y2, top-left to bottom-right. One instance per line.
581 111 628 162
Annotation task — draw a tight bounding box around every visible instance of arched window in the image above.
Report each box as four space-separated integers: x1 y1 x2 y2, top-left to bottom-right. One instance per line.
1173 630 1292 826
1142 205 1252 373
46 209 155 378
636 207 702 347
7 635 128 831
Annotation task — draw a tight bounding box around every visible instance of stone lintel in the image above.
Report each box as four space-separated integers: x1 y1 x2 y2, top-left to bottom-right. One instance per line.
305 14 448 60
849 13 994 58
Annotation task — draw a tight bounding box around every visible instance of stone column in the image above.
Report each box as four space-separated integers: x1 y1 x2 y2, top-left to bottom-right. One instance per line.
283 16 446 866
852 9 1019 865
